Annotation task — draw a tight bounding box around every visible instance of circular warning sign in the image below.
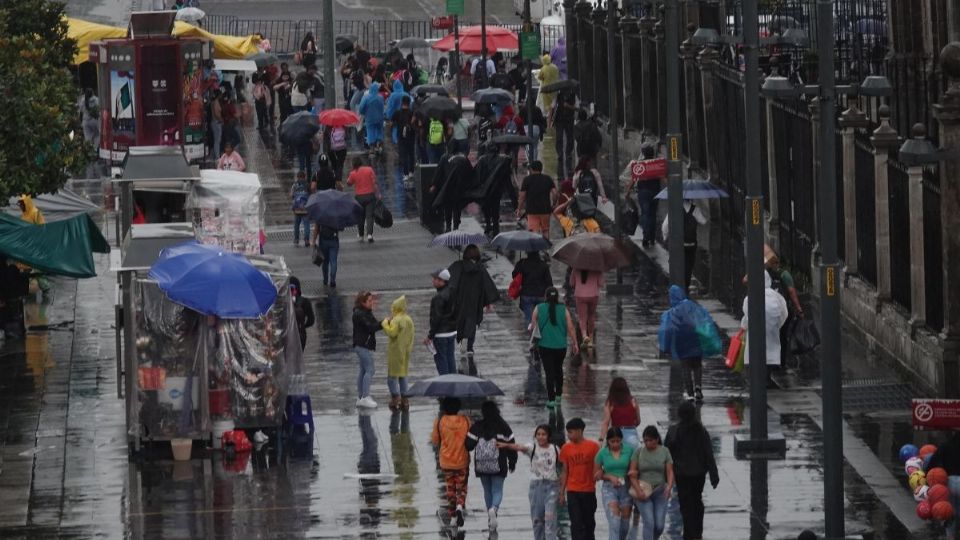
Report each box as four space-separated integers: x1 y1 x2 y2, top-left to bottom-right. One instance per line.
915 403 934 423
631 161 645 177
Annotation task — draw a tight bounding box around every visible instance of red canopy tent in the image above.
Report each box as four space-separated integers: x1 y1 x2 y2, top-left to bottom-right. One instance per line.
431 25 519 54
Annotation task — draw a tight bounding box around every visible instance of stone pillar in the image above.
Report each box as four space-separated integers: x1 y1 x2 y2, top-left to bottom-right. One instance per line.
839 102 869 275
871 105 899 305
933 42 960 397
681 24 700 168
575 1 593 104
698 44 719 180
905 126 928 328
764 97 779 251
808 97 822 289
564 0 579 82
592 5 607 110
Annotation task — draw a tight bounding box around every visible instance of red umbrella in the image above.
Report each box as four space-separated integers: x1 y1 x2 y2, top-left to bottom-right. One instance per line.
431 26 519 54
318 108 360 128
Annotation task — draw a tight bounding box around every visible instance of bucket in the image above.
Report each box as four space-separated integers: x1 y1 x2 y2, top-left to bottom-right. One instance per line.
209 388 229 416
171 438 192 461
212 419 235 450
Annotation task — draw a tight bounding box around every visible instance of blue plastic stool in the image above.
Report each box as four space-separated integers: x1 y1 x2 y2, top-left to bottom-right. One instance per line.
283 394 315 437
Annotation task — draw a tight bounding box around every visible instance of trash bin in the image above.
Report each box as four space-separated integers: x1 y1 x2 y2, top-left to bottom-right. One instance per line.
416 164 444 233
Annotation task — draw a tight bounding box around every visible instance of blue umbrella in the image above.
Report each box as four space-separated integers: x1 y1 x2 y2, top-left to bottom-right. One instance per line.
280 111 320 146
305 190 364 229
429 230 489 248
407 374 504 398
491 230 551 252
654 180 729 200
148 241 277 319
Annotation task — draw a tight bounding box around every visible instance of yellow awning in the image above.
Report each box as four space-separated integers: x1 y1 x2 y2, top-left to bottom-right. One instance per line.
67 17 261 65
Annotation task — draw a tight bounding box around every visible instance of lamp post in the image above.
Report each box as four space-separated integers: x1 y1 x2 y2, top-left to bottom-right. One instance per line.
664 0 685 289
322 0 336 108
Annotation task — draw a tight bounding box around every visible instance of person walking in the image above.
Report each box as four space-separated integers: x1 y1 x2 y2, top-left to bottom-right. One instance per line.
572 156 607 207
312 154 338 192
447 245 500 372
595 427 636 540
741 271 789 376
532 287 578 408
273 63 294 125
537 54 561 114
288 276 314 350
299 32 318 68
599 377 642 450
625 144 662 247
517 161 557 236
659 285 720 402
391 96 416 178
552 90 577 180
519 102 547 165
431 397 471 528
664 401 719 540
210 89 224 159
346 157 381 242
79 88 100 149
575 109 603 166
628 426 674 540
426 268 458 375
661 201 707 290
431 145 476 232
466 401 518 532
290 73 311 113
311 222 340 288
500 425 562 540
471 143 515 236
290 171 311 247
352 291 382 408
216 142 246 171
323 124 349 182
16 196 50 296
570 268 603 348
358 82 386 155
252 73 272 129
426 115 447 164
381 295 414 411
559 417 601 540
451 114 471 155
512 252 553 324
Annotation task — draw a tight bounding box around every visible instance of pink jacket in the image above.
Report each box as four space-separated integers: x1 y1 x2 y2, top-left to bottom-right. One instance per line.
217 151 246 171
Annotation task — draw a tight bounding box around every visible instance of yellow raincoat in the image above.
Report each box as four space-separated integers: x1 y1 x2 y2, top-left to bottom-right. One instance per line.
18 195 44 225
537 54 560 113
381 295 415 378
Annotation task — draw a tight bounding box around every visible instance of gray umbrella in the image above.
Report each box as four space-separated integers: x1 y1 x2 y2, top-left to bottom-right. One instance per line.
472 87 515 106
540 79 579 93
336 35 358 55
407 374 504 398
247 52 279 69
491 230 551 252
412 84 449 97
395 37 430 49
490 134 533 146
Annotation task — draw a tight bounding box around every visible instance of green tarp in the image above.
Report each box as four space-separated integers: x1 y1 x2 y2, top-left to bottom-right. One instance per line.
0 213 110 278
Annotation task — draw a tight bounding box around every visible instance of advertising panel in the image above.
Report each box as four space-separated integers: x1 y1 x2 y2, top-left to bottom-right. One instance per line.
137 44 181 146
181 42 206 160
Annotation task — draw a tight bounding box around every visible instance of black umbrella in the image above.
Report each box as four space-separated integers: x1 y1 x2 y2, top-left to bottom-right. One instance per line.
472 88 514 106
417 95 458 118
407 374 504 398
305 190 364 229
540 79 579 94
412 84 449 97
247 52 279 69
395 37 430 49
491 230 551 252
335 34 358 55
490 134 533 146
280 111 320 146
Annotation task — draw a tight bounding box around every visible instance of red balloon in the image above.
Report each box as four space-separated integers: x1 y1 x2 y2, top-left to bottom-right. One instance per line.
927 484 950 505
926 467 949 486
932 501 954 522
919 444 938 459
916 501 932 520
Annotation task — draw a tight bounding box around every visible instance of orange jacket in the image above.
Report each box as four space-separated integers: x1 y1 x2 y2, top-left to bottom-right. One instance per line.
431 414 471 470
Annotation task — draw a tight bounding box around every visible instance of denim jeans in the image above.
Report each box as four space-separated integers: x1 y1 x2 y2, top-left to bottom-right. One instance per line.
520 295 541 324
433 335 457 375
293 214 310 244
636 185 659 243
620 427 640 451
525 124 541 163
635 486 668 540
529 479 560 540
318 237 339 284
480 474 505 510
602 481 633 540
210 120 223 158
298 146 313 179
354 346 374 398
356 193 377 237
387 376 407 396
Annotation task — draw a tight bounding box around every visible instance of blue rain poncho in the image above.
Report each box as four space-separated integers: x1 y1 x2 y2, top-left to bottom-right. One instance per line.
658 285 722 359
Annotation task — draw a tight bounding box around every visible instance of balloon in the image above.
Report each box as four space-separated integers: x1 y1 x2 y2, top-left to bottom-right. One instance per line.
927 484 950 505
905 457 924 475
926 467 948 486
919 444 938 459
909 470 927 490
899 444 919 462
923 453 934 468
914 485 929 502
916 501 932 520
931 501 954 522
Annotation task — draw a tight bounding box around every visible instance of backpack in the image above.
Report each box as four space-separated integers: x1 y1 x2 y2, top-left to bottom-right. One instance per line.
292 181 309 211
428 119 444 145
505 116 518 134
530 443 561 471
474 437 501 474
571 192 597 220
576 170 599 200
683 205 698 245
330 127 347 150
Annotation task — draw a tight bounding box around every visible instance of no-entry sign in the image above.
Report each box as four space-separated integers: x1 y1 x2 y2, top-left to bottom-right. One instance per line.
630 158 667 181
912 399 960 430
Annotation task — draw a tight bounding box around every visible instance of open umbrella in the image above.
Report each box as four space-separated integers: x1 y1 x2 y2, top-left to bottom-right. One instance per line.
429 230 489 248
247 52 279 69
472 87 515 106
417 95 458 118
432 26 519 54
540 79 579 93
550 233 631 271
175 7 205 23
147 241 277 319
412 84 449 98
407 374 504 398
305 190 364 229
336 34 358 55
491 230 551 252
654 179 729 200
490 134 533 146
318 108 361 128
280 111 320 145
395 37 430 50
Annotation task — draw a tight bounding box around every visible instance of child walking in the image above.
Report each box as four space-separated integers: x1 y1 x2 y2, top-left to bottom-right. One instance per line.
431 397 471 527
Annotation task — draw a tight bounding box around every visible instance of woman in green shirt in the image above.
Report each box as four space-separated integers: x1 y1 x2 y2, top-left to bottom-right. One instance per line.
594 427 636 540
628 426 674 540
531 287 579 408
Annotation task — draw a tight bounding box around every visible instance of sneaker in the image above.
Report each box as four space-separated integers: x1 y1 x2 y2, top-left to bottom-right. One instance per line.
356 396 378 408
683 391 696 402
545 399 556 408
695 387 704 402
358 234 365 242
488 507 498 531
304 241 310 248
455 506 465 527
329 282 336 288
367 234 374 243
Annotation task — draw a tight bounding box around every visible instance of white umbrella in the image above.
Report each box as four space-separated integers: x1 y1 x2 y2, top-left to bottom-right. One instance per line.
175 7 205 23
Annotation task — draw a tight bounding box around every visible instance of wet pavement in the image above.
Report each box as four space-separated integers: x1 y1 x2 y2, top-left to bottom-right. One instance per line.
0 119 950 539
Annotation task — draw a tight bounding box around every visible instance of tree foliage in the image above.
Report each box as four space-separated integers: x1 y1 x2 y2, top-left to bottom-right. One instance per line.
0 0 90 200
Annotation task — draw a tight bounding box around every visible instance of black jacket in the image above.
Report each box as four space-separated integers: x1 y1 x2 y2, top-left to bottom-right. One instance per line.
352 307 381 350
575 118 602 156
429 284 457 339
665 421 719 484
512 256 553 299
466 416 518 477
447 259 500 341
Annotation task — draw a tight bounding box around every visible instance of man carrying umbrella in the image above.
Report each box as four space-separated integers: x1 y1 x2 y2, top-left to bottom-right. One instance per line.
431 145 476 232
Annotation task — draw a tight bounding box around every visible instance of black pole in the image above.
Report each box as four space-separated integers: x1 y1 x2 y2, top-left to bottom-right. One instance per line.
664 0 684 286
455 16 462 108
523 0 534 140
481 0 488 88
608 1 622 246
817 0 844 534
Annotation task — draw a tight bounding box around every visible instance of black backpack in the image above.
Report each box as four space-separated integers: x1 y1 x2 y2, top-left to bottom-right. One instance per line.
683 205 698 245
577 169 600 201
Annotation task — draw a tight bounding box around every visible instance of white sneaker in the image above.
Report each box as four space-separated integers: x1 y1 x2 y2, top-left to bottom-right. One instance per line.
356 396 378 408
488 507 498 531
683 391 696 402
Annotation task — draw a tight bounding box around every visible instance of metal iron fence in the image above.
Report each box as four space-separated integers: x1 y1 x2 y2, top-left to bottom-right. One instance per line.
887 155 911 312
854 130 877 286
770 98 815 282
924 168 943 331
